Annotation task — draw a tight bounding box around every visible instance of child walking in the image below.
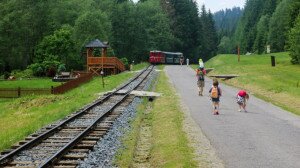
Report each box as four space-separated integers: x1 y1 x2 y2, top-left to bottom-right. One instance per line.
196 67 206 96
236 90 249 112
209 79 222 115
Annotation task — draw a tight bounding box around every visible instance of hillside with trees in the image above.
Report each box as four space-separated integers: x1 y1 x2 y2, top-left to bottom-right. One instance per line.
1 0 298 78
0 0 218 77
214 0 300 64
213 7 243 54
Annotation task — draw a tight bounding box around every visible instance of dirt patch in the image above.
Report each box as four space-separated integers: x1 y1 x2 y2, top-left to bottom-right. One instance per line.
130 104 152 168
11 95 64 110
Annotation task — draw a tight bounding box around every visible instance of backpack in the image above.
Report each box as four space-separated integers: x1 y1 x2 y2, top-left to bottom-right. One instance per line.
198 70 204 81
211 86 219 98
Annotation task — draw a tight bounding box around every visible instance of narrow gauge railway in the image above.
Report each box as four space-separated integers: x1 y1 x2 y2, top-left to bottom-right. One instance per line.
149 50 184 64
0 65 155 168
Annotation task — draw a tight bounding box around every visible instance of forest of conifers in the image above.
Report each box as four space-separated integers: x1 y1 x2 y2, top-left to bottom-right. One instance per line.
0 0 299 76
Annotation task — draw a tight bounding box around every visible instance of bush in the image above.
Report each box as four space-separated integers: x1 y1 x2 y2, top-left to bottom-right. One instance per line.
28 63 45 77
11 69 33 78
57 64 66 74
3 72 10 79
0 60 4 75
46 67 56 77
28 60 60 77
120 57 129 69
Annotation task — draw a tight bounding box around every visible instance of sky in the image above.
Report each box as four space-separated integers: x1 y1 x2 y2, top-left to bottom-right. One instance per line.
195 0 246 13
132 0 246 13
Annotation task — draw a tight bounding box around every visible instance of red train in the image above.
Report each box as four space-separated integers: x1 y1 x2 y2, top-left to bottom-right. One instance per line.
149 50 184 64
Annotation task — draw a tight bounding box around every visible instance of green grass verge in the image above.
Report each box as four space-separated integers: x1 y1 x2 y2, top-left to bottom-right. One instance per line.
0 78 61 88
116 66 198 167
115 99 148 167
131 62 149 71
0 63 148 151
196 52 300 115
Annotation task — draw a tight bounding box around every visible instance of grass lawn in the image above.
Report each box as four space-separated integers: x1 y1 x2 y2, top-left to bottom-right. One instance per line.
116 65 198 167
198 52 300 115
0 63 148 151
0 78 61 88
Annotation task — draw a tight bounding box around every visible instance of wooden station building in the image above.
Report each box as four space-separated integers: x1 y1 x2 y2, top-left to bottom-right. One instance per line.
85 39 125 76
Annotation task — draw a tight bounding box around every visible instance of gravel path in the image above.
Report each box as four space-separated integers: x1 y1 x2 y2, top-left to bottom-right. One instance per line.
165 65 300 168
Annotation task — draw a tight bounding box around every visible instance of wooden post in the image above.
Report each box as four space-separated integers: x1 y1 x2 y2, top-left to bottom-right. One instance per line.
18 87 21 97
238 46 240 62
101 70 104 88
51 86 54 94
271 56 275 67
102 56 104 76
86 48 89 72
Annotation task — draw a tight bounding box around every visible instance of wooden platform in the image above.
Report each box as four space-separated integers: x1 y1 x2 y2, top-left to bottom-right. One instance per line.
205 68 214 73
209 74 239 80
87 57 125 75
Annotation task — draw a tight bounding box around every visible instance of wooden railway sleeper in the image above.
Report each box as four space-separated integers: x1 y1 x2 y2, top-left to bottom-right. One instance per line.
53 166 76 168
83 136 99 141
43 140 71 143
62 153 87 160
69 149 90 153
73 144 94 149
56 160 79 165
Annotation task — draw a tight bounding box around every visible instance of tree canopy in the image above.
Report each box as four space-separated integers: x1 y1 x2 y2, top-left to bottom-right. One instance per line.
1 0 298 76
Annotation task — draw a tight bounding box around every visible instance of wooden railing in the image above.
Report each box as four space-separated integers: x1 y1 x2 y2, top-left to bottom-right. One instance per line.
87 57 126 72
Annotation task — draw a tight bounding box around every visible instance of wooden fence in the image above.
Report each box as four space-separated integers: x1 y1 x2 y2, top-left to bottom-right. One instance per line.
0 88 51 98
0 73 93 98
52 72 93 94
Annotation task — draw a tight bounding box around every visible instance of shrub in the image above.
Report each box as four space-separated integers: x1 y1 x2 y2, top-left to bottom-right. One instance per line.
3 72 10 79
11 69 33 78
57 64 66 74
28 60 60 77
120 57 129 70
28 63 45 77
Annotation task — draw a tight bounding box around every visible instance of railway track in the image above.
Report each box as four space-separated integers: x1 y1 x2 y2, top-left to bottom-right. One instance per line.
0 65 155 168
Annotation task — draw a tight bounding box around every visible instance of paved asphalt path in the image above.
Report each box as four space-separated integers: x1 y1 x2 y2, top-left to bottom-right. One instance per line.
164 65 300 168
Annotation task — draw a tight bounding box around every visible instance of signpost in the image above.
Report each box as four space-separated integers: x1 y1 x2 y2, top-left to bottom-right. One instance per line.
101 70 104 88
238 46 240 62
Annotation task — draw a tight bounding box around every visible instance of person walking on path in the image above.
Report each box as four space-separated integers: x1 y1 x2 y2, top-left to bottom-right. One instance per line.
199 58 204 68
236 90 249 112
180 56 184 66
209 79 222 115
196 67 206 96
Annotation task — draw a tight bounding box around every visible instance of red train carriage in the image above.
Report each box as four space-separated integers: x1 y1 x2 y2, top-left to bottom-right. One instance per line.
149 50 165 64
149 50 183 64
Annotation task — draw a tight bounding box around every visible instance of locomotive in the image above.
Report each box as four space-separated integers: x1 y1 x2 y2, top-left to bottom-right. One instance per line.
149 50 183 64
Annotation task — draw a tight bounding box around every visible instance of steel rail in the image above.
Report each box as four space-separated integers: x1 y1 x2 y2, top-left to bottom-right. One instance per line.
0 65 153 165
39 65 154 167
